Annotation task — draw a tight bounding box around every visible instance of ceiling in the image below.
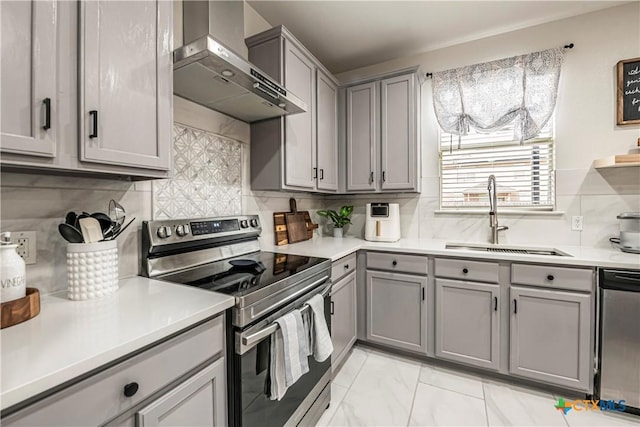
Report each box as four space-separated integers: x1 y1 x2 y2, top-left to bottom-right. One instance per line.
247 1 628 74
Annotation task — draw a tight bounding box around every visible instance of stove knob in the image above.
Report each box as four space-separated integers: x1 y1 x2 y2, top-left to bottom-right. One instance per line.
240 220 249 228
164 227 172 237
250 219 259 228
176 224 188 237
157 226 168 239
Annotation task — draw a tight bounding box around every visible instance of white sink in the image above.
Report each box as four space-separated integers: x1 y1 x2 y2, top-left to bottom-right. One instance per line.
445 242 572 257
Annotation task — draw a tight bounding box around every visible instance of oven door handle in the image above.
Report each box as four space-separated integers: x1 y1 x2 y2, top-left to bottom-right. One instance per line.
241 279 331 349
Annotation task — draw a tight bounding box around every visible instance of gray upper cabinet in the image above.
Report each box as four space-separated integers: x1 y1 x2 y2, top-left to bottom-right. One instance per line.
380 73 419 191
435 279 500 370
509 286 591 391
366 270 426 353
346 82 378 192
331 270 357 369
79 0 172 171
136 358 227 427
344 68 421 193
247 26 339 193
0 0 57 158
317 69 339 191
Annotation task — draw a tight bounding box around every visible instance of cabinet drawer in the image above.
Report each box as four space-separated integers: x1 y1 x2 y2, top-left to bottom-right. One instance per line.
332 253 356 282
435 258 499 283
4 316 224 426
366 252 427 275
511 264 593 292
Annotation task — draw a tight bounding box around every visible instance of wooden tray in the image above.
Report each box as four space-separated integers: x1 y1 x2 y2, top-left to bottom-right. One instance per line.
273 211 318 245
1 287 40 329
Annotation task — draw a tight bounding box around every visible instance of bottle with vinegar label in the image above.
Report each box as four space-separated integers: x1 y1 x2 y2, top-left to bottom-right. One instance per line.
0 232 26 303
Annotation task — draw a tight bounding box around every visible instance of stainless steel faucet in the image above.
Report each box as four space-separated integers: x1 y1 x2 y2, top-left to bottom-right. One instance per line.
488 174 508 244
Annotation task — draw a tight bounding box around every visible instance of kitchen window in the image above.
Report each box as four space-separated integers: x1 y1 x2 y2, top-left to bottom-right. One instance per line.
439 118 555 210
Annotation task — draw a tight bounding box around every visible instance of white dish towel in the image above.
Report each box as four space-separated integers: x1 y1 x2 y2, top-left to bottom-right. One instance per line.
270 309 309 401
307 294 333 362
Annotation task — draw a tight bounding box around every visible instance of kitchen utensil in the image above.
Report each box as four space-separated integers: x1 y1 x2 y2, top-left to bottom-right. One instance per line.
108 200 126 226
65 211 77 226
75 212 90 229
78 217 103 243
91 212 114 233
273 211 317 246
108 217 135 240
58 223 84 243
285 198 308 244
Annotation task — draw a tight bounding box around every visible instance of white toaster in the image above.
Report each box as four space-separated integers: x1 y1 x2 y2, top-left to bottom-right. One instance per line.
365 203 401 242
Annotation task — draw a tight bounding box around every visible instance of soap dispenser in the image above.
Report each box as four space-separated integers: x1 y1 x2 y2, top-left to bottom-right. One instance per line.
0 232 26 303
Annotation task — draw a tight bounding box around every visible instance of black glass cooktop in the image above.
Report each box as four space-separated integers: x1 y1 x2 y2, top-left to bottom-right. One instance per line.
159 251 328 297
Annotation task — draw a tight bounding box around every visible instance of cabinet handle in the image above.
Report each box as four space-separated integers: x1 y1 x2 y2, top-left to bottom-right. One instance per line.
313 167 318 179
330 301 334 315
42 98 51 130
547 274 554 281
382 171 386 182
494 296 498 311
392 260 397 266
89 110 98 139
422 287 425 301
513 299 518 314
370 171 374 184
462 268 469 274
344 264 349 270
320 169 324 180
123 382 139 398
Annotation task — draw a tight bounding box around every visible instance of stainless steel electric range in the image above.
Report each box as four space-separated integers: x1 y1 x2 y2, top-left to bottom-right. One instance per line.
141 215 332 427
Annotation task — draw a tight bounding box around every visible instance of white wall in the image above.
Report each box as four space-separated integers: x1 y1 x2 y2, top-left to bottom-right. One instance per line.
329 3 640 248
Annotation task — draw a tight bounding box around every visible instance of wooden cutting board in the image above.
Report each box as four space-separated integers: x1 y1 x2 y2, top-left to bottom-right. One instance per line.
285 198 308 244
273 210 318 245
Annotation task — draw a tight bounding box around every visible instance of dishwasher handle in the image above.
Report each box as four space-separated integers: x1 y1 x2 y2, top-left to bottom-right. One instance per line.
601 269 640 292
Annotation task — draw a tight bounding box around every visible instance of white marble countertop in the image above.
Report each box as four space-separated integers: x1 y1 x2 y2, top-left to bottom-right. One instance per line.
262 236 640 269
0 276 234 411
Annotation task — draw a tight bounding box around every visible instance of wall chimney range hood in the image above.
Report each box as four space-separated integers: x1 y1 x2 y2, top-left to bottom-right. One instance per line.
173 1 307 123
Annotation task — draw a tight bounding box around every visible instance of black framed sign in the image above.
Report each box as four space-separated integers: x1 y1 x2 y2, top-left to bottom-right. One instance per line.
617 57 640 125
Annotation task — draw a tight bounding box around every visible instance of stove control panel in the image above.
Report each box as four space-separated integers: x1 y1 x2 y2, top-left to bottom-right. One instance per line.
144 215 261 247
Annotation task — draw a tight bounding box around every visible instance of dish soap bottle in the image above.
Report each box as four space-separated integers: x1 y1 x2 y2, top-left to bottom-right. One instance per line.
0 232 26 303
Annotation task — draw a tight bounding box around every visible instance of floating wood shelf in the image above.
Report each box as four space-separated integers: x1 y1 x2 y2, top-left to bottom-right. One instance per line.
593 154 640 169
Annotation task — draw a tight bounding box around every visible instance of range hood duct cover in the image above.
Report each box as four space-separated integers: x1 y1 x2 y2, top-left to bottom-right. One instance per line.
173 1 306 123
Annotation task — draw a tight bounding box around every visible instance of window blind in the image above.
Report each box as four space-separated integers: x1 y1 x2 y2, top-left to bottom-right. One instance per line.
439 120 555 209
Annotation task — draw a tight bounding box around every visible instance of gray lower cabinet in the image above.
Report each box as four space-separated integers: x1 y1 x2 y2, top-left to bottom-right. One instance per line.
366 270 426 353
509 286 591 391
0 0 57 158
136 358 226 427
331 271 357 369
435 279 500 370
79 0 172 171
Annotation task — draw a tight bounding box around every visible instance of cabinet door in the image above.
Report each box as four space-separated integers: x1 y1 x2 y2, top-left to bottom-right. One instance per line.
510 286 591 391
435 279 500 370
283 39 316 190
0 0 56 157
79 0 172 171
346 82 378 192
316 70 338 192
136 357 226 427
380 73 417 191
331 271 357 369
366 270 426 353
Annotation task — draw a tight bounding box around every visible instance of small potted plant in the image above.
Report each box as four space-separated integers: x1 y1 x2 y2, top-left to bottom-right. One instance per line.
317 206 353 238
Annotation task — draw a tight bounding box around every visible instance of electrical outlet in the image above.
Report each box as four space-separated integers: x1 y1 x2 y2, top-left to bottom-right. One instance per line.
10 231 37 264
571 216 584 231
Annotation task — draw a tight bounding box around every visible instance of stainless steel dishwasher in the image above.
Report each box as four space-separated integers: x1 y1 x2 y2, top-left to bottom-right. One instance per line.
598 269 640 414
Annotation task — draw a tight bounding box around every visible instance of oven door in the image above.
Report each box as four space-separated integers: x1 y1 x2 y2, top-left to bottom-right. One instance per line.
228 281 332 427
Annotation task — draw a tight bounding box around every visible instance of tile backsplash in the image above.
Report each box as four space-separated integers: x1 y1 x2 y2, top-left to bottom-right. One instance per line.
153 123 242 219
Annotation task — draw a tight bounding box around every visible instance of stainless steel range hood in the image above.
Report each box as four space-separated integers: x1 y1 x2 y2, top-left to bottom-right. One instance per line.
173 1 306 123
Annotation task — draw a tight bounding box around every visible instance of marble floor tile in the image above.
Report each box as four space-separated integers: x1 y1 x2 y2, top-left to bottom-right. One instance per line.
332 347 368 388
316 382 349 427
484 381 567 426
419 363 485 399
409 382 488 426
329 351 421 426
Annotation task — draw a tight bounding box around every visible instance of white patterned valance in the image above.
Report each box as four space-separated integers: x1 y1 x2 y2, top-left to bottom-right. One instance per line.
432 48 564 142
